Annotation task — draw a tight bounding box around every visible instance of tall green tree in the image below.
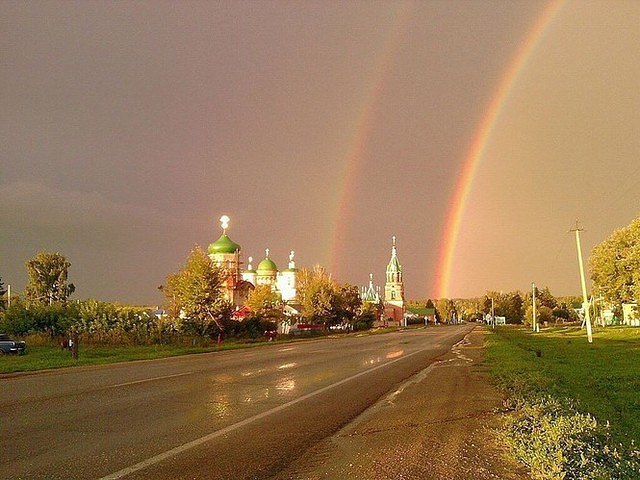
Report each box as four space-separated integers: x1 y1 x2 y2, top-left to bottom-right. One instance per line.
537 286 558 309
335 284 362 325
164 246 229 336
436 298 457 323
483 291 525 324
590 215 640 306
297 265 337 324
246 284 282 313
245 284 286 327
25 252 75 306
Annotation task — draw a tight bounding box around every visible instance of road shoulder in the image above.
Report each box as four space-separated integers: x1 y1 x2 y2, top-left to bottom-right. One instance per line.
273 326 528 480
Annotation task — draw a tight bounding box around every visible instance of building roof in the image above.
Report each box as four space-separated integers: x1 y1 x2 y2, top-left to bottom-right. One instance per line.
386 235 402 273
208 234 241 255
257 257 278 273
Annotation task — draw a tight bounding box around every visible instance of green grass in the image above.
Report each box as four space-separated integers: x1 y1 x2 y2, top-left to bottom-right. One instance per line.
486 326 640 479
486 325 640 444
0 341 271 374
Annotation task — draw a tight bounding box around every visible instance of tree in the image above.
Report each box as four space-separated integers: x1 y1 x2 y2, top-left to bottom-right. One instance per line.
590 215 640 307
25 252 75 306
335 284 362 325
481 291 525 324
297 265 338 324
245 284 285 327
436 298 456 323
537 286 558 309
246 284 282 314
525 305 554 326
164 246 229 336
355 302 379 330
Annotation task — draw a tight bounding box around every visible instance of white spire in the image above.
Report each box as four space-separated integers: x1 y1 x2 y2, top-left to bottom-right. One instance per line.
265 248 270 258
369 273 374 287
391 235 397 257
247 256 253 270
288 250 296 269
220 215 230 234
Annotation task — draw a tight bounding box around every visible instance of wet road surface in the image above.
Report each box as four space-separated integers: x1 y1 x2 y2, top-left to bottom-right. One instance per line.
2 325 472 479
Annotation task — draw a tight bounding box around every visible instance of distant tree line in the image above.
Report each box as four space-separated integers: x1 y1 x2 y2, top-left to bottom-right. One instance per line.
409 285 580 326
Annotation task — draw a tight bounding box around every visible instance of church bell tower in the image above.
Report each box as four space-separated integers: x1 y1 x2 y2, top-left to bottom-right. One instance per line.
384 235 405 308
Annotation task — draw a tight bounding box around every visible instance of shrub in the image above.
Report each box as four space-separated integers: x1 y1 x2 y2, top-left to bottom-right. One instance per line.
501 394 640 479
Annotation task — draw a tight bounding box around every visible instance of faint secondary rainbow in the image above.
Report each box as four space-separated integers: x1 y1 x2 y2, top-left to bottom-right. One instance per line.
434 0 565 299
328 1 414 276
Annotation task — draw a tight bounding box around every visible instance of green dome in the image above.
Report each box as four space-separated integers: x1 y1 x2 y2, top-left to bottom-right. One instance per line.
208 234 241 255
257 257 278 273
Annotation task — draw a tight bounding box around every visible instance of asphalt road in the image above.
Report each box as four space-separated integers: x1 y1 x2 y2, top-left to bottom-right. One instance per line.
2 325 473 479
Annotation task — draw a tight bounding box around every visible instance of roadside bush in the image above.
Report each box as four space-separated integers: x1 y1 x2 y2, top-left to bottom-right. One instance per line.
0 301 78 336
406 316 424 325
218 316 277 339
500 389 640 479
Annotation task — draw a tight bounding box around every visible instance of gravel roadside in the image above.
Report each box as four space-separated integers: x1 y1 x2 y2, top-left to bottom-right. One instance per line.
272 327 529 480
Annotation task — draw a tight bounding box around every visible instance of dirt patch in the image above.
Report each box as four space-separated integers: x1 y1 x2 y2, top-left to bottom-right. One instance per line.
272 327 528 480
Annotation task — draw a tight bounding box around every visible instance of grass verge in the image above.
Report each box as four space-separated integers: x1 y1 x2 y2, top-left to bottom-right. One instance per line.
0 341 273 375
486 326 640 479
0 325 421 375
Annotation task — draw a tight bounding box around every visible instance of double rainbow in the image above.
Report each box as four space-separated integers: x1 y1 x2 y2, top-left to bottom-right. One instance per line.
329 0 566 297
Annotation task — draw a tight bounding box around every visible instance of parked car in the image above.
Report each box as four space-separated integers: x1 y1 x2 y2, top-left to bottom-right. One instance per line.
0 334 26 355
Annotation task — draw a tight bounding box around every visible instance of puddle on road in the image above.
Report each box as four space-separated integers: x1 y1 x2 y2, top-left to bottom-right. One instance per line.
355 332 475 415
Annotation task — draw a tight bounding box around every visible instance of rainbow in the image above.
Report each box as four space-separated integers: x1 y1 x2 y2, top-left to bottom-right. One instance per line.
329 2 414 276
434 0 565 299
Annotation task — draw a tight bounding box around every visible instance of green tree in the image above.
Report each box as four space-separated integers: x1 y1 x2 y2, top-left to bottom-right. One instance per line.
355 302 379 330
246 284 282 314
245 284 285 327
164 246 229 336
525 304 555 325
25 252 75 306
590 215 640 307
537 286 558 309
335 284 362 325
436 298 456 323
297 265 337 324
482 291 524 324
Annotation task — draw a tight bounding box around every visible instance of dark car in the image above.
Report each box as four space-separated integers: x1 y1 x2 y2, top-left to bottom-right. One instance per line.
0 334 26 355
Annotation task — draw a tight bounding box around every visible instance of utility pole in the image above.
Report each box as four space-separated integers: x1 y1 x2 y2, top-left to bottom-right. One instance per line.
7 284 10 308
491 297 495 328
532 282 537 332
570 221 593 343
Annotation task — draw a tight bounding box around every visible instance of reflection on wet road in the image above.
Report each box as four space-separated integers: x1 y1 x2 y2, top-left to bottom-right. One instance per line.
2 325 473 479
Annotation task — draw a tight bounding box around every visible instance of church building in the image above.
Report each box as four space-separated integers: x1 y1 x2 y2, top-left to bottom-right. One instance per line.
206 216 299 308
361 236 406 326
384 236 406 325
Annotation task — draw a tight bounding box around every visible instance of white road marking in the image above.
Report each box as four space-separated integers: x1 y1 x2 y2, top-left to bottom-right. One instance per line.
99 346 432 479
107 372 194 389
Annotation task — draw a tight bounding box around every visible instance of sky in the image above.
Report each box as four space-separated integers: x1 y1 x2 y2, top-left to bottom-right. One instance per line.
1 0 638 305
